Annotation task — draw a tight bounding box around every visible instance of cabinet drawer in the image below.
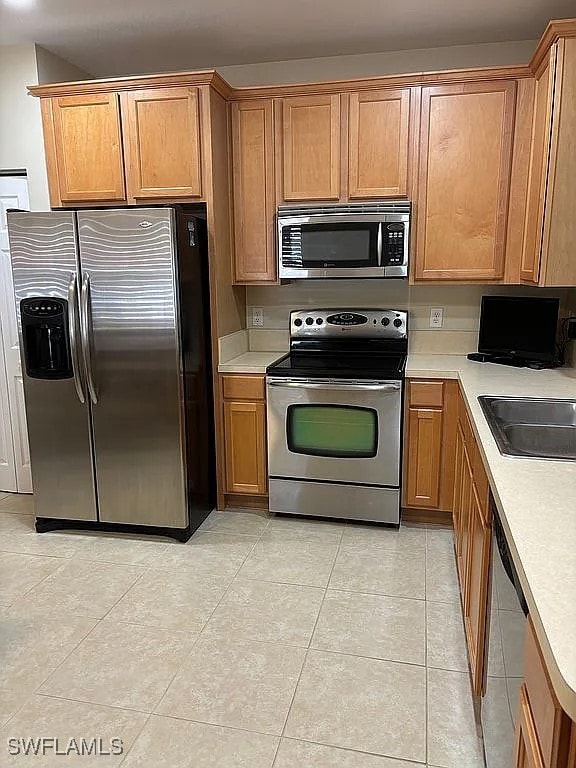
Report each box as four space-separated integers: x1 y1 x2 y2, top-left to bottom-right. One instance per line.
409 380 444 407
222 375 265 401
524 618 567 768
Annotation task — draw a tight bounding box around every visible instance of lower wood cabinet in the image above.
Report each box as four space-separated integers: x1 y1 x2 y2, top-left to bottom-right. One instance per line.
222 375 267 496
516 685 547 768
403 379 457 516
453 385 492 697
514 618 575 768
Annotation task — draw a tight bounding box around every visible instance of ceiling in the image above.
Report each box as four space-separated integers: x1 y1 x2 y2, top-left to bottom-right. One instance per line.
0 0 574 78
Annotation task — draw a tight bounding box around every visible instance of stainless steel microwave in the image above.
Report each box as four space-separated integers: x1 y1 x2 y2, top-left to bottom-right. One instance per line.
278 202 410 279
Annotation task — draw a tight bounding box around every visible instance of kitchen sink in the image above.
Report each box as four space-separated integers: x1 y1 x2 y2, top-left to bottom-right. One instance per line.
478 396 576 461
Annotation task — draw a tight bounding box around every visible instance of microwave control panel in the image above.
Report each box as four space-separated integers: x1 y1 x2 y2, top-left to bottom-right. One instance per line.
381 222 406 266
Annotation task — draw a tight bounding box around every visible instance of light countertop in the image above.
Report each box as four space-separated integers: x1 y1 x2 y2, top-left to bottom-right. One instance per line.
219 350 576 717
218 351 285 374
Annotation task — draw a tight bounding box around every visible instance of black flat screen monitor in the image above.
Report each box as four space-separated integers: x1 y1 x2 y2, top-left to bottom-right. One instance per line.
478 296 559 362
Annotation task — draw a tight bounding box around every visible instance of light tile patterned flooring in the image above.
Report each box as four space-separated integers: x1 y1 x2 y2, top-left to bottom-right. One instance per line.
0 493 485 767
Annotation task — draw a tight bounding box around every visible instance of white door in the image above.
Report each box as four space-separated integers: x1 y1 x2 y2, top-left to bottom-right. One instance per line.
0 176 32 493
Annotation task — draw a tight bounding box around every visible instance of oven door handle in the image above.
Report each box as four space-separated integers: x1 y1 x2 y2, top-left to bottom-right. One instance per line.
267 379 401 392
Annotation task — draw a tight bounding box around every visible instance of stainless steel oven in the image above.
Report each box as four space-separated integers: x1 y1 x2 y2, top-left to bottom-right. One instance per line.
267 376 403 524
278 202 410 279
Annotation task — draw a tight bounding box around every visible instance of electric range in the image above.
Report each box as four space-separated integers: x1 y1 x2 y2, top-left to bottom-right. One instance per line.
266 309 408 524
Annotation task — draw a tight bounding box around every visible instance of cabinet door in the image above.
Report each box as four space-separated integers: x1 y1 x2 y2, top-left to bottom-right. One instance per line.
224 400 267 495
520 48 557 284
279 95 341 201
121 87 202 200
415 81 516 281
452 423 465 546
348 88 410 198
515 685 546 768
48 93 125 203
464 480 492 696
458 441 473 593
405 407 443 508
231 100 276 282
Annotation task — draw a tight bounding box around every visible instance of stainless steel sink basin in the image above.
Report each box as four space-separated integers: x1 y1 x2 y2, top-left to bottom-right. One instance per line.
478 396 576 461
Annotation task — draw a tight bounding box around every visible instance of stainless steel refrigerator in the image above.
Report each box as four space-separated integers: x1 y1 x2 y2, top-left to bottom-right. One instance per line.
6 206 214 541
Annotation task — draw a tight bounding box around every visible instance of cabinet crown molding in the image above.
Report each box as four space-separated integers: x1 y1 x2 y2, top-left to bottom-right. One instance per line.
26 18 576 102
28 69 233 100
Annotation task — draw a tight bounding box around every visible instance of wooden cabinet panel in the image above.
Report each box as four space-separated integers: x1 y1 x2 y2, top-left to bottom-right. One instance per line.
408 379 444 408
348 88 410 198
222 374 265 401
405 407 443 508
121 87 202 199
231 100 276 282
280 95 341 201
540 38 576 286
520 49 557 283
516 685 547 768
457 441 474 592
463 480 492 696
523 617 571 768
47 93 125 203
415 81 516 281
224 400 267 495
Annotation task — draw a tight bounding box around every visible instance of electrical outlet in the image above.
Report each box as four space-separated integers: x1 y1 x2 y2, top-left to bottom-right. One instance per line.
429 307 444 328
252 307 264 328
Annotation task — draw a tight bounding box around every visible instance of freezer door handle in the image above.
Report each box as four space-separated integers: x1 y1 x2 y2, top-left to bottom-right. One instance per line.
80 272 98 405
67 273 86 404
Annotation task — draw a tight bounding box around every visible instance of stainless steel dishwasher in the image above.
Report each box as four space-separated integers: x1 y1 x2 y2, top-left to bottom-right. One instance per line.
482 497 528 768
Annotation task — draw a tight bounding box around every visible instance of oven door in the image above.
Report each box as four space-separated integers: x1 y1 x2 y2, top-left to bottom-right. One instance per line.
267 377 402 486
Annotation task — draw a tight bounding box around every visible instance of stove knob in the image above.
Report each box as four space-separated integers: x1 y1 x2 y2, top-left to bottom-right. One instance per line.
305 317 314 325
294 318 303 327
393 318 403 328
316 318 323 325
381 317 390 326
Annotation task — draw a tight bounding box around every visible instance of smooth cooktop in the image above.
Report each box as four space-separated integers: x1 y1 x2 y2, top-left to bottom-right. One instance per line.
266 351 407 380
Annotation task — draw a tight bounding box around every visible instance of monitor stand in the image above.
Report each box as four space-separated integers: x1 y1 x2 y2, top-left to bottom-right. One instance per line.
466 352 558 370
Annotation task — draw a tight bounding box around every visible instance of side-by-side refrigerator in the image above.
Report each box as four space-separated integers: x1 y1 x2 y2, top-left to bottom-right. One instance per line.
7 206 215 540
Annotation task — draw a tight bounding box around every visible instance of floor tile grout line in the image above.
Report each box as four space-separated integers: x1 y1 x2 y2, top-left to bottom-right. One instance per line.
116 712 153 768
151 528 264 717
276 520 345 744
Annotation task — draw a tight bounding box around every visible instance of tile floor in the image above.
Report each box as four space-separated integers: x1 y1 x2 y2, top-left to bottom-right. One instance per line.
0 493 485 767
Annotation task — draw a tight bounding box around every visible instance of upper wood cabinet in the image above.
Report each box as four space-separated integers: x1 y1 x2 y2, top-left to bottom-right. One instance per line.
522 38 576 286
43 93 126 203
279 94 341 201
40 86 204 207
120 87 202 200
348 88 410 198
415 81 516 281
231 100 276 282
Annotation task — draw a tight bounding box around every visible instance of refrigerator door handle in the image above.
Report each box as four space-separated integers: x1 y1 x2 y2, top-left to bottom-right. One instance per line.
80 271 98 405
67 273 86 404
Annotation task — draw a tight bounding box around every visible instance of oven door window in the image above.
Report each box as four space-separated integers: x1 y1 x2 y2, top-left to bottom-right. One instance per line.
287 404 378 458
299 222 379 269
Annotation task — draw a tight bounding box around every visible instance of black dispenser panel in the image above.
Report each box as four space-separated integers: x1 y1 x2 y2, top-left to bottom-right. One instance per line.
21 298 73 379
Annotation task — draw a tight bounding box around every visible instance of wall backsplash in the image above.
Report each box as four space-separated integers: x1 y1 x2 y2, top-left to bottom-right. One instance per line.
246 282 569 356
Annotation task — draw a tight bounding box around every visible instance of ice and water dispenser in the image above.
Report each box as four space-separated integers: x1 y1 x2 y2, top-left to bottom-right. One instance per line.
20 298 73 379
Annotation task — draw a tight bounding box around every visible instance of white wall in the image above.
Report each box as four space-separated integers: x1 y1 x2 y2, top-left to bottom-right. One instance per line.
219 39 537 86
34 45 92 85
0 45 49 210
0 45 92 211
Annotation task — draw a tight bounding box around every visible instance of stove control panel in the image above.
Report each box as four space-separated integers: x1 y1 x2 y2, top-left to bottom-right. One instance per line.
290 309 408 339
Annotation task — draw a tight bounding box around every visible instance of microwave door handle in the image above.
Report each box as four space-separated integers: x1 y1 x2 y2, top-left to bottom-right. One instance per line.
267 380 401 393
377 222 383 266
